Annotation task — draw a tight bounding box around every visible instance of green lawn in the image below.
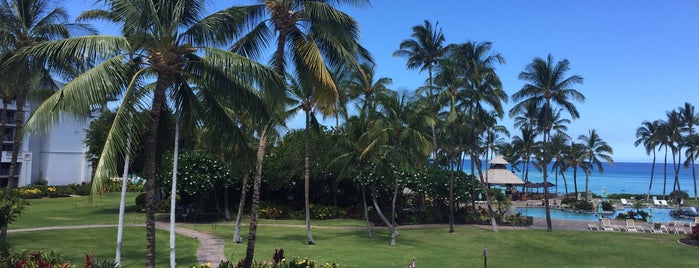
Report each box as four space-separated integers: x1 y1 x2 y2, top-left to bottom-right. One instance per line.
7 193 699 267
8 227 199 267
12 192 145 229
185 222 697 267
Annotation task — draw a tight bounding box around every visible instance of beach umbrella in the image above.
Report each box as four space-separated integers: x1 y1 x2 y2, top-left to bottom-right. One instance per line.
647 205 653 223
597 202 603 220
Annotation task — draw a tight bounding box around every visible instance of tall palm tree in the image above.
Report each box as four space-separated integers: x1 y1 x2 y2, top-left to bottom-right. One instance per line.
566 142 589 195
394 20 446 159
0 0 93 191
678 102 698 199
347 63 392 120
233 0 368 246
21 1 284 266
635 120 661 200
578 129 614 198
360 91 432 246
685 134 699 200
510 54 584 232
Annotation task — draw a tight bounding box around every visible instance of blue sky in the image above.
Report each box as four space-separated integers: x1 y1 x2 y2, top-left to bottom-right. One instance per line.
65 0 699 163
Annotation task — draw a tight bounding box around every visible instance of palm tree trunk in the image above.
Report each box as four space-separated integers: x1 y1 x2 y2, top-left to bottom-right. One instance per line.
561 170 569 195
390 140 401 246
304 109 315 245
692 155 697 200
115 141 131 266
475 157 498 232
371 190 396 246
233 172 250 243
573 166 579 195
143 77 169 268
646 151 657 201
169 114 180 268
663 145 668 199
6 93 25 190
542 131 552 232
448 130 455 233
361 184 372 238
243 126 268 268
672 148 681 191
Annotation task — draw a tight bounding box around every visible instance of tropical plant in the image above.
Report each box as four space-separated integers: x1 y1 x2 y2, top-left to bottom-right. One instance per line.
635 120 661 200
360 91 432 245
578 129 614 198
0 0 93 191
510 54 585 232
393 20 446 159
20 1 283 266
0 192 24 240
678 102 699 199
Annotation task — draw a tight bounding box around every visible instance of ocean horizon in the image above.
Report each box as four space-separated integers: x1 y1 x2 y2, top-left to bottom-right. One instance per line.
463 160 699 197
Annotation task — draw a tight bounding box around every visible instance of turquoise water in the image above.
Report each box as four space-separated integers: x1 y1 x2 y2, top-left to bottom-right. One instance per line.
516 207 695 223
464 161 699 196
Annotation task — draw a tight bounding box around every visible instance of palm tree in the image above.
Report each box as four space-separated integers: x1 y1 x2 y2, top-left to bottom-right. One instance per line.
566 142 589 195
549 133 570 195
347 63 392 120
657 119 674 199
579 129 614 199
21 1 284 266
510 54 584 232
393 20 446 159
0 0 93 191
664 111 683 193
685 134 699 200
233 0 368 246
678 102 698 199
360 91 432 246
635 120 661 200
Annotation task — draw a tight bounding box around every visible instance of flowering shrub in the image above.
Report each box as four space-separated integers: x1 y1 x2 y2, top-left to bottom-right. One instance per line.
16 188 42 199
688 224 699 240
260 206 288 219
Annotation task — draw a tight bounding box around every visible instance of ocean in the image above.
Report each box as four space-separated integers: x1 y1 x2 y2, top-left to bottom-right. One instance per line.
464 161 699 197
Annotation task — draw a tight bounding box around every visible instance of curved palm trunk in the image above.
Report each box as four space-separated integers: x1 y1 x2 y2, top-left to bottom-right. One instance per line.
371 189 396 245
560 170 569 195
361 184 372 238
243 126 268 268
646 151 657 201
672 148 681 191
144 77 169 268
469 158 477 219
476 155 498 232
6 93 25 190
304 109 315 245
115 140 131 266
448 131 455 233
233 172 250 243
169 114 181 268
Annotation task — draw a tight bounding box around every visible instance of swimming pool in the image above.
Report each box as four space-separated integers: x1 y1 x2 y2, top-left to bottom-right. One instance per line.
515 207 694 223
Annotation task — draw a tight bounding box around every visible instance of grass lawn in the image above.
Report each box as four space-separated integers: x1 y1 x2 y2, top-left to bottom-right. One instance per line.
8 227 199 267
185 222 697 267
12 192 145 229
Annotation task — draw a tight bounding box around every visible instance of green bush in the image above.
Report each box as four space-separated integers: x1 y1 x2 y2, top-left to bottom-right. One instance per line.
135 193 147 211
311 205 347 220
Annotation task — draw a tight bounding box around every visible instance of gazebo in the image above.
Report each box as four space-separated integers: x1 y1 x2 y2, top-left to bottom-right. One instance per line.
483 156 525 200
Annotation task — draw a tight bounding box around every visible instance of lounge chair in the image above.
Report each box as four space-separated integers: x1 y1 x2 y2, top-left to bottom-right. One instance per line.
601 218 621 231
667 221 687 234
620 198 632 206
587 224 599 231
653 199 662 207
625 219 637 232
659 200 669 207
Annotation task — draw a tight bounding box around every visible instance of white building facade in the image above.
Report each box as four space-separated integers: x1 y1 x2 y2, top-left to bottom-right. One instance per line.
2 100 92 187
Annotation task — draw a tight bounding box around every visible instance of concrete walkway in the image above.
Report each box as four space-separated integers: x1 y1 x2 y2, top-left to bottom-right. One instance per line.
9 222 226 265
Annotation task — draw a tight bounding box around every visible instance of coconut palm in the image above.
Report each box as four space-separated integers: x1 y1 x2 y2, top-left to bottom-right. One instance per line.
685 134 699 200
347 63 392 120
566 142 589 195
578 129 614 198
394 20 446 159
678 102 698 199
635 120 661 201
233 0 369 246
549 133 570 195
19 1 284 266
664 111 683 193
510 54 584 232
0 0 94 191
360 91 432 246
